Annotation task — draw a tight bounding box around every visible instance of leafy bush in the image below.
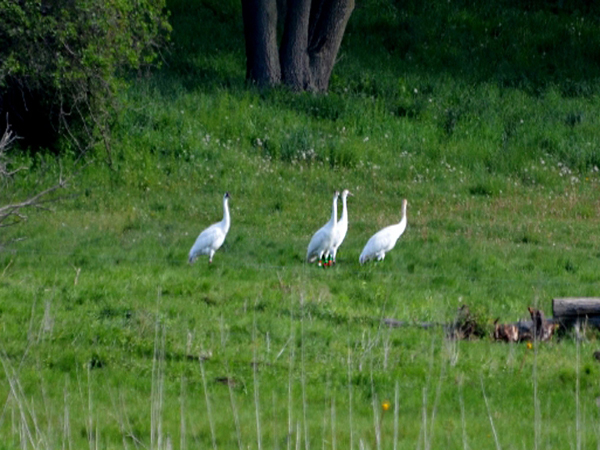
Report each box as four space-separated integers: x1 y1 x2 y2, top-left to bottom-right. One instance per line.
0 0 170 157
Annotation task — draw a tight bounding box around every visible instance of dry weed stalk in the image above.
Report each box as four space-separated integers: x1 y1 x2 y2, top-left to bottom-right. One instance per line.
0 166 70 228
0 118 90 231
347 347 354 450
180 376 187 450
576 330 581 450
393 381 399 450
370 360 381 450
253 306 263 450
458 377 469 450
151 292 166 450
330 396 336 450
300 294 310 450
0 350 38 448
287 315 296 450
480 376 501 450
199 353 218 450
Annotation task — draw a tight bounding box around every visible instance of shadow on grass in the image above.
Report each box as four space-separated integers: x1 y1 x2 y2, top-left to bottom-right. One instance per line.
165 0 600 97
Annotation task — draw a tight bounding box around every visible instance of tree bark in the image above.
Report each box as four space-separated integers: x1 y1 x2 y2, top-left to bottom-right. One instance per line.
242 0 353 92
280 0 312 90
241 0 281 86
307 0 354 91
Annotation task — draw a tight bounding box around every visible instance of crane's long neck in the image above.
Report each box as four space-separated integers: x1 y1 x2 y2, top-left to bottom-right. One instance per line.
222 198 230 232
399 201 407 227
340 195 348 224
330 195 338 226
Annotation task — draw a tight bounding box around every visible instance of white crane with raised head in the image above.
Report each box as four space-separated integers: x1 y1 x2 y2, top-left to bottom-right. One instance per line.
330 189 353 264
306 191 340 265
188 192 231 264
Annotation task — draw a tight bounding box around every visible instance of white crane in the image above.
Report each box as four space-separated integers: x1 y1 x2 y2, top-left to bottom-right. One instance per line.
306 191 339 265
188 192 231 264
330 189 353 264
359 199 408 264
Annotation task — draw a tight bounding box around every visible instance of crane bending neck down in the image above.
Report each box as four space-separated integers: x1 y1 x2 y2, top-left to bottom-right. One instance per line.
358 198 408 265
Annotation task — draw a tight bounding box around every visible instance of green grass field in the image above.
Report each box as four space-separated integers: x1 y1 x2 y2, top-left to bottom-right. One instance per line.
2 0 600 448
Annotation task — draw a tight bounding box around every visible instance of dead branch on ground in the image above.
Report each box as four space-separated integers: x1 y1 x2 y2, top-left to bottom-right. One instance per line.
0 119 81 229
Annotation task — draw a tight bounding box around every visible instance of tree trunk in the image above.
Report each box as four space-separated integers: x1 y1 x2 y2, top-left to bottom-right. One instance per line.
241 0 281 86
307 0 354 91
242 0 353 92
280 0 313 90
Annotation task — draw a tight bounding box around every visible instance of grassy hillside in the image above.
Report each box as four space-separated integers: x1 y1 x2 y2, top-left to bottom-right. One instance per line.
2 0 600 448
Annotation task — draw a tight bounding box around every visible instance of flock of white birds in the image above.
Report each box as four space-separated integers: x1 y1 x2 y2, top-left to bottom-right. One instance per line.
188 191 408 265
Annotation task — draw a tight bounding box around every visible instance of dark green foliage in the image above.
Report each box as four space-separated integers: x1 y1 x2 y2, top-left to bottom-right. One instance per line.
358 0 600 88
0 0 170 154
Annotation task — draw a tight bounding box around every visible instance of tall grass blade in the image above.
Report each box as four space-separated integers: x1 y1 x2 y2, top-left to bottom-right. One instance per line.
62 379 71 450
253 306 263 450
576 326 581 450
347 347 354 450
287 295 296 450
225 360 243 450
0 351 35 449
300 295 309 450
199 354 218 450
458 376 469 450
180 376 187 450
87 366 94 450
533 340 540 450
427 353 446 450
331 396 336 450
151 290 165 450
480 376 501 450
393 381 399 450
370 361 381 450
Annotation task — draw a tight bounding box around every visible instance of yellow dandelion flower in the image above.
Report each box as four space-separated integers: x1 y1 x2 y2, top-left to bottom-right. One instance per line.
382 400 391 411
527 342 533 350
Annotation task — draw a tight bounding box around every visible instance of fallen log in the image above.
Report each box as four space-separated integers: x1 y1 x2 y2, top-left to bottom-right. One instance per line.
553 315 600 328
553 297 600 319
383 303 592 343
383 319 439 329
385 305 487 340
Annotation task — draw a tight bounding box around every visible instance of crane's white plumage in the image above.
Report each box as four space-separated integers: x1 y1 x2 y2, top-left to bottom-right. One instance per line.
330 189 353 263
306 191 339 263
359 199 408 264
188 192 231 264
